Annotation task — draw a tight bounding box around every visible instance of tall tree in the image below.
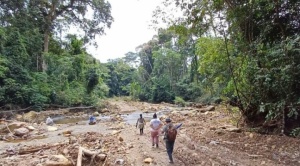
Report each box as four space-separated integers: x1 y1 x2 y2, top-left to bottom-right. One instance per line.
0 0 113 71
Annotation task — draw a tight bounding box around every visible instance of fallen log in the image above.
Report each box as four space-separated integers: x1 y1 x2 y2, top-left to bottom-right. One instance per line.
77 147 107 166
68 106 96 112
0 107 32 118
18 143 67 155
77 147 83 166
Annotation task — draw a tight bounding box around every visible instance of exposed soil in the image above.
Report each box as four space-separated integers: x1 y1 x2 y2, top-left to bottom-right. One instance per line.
0 98 300 166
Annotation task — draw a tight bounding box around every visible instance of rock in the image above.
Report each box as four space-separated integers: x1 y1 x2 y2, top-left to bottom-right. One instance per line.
62 130 72 135
111 130 121 135
15 114 23 121
272 145 276 149
47 126 58 131
114 159 124 165
63 148 69 155
116 123 125 129
101 108 110 113
209 141 219 145
249 133 254 138
4 122 27 132
192 153 198 157
210 127 217 130
98 154 106 161
26 126 35 131
127 143 134 149
69 136 77 144
187 143 196 150
171 111 179 115
23 111 38 122
226 127 242 133
143 151 149 157
14 127 30 136
215 129 224 135
93 111 100 116
197 105 215 112
119 136 124 142
45 155 72 166
144 158 153 163
261 161 266 165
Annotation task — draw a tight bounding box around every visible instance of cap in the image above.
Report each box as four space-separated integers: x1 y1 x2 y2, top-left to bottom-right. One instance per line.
165 118 172 122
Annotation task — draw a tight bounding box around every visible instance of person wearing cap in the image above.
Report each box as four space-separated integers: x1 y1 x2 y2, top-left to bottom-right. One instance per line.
136 114 146 135
161 117 175 164
150 113 162 148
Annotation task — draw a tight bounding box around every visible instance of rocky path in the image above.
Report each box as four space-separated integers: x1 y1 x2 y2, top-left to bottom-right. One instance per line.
1 99 300 166
120 124 185 166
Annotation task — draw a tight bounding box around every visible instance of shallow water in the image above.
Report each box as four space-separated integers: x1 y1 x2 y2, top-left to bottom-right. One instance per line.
53 115 111 124
122 108 172 125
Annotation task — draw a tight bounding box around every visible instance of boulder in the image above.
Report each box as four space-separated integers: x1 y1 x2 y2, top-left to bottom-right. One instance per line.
23 111 38 122
47 126 58 131
26 126 35 131
101 108 110 113
187 143 196 150
209 127 217 130
144 158 153 163
93 111 100 116
226 127 242 133
111 130 121 135
15 114 23 121
45 155 72 166
249 133 254 138
6 122 27 131
62 130 72 135
98 154 106 161
14 127 30 136
119 136 124 142
114 159 124 165
197 106 215 112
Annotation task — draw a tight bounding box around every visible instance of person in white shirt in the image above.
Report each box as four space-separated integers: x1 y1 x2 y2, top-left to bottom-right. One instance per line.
46 117 54 125
150 113 162 148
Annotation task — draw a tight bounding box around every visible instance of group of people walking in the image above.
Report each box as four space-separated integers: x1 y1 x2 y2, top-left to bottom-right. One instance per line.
136 113 177 164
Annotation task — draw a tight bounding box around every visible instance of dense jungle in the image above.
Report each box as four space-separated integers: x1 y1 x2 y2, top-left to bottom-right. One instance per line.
0 0 300 165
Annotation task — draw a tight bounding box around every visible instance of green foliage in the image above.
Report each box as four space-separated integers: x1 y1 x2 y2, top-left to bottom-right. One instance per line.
290 128 300 138
104 59 136 97
174 79 202 101
174 96 185 107
0 28 108 110
130 82 141 100
151 77 175 103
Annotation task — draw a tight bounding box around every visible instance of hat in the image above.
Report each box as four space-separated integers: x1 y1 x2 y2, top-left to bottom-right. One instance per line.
165 118 172 122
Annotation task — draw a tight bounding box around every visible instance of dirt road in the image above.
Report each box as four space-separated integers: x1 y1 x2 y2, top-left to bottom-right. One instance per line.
105 99 300 166
1 99 300 166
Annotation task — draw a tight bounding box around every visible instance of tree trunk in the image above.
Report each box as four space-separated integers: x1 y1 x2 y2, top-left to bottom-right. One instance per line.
42 30 49 72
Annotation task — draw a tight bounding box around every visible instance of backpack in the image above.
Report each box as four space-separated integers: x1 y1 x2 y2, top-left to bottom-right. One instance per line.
166 125 177 141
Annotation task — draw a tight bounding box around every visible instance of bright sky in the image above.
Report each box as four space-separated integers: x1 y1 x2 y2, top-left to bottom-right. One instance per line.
87 0 163 63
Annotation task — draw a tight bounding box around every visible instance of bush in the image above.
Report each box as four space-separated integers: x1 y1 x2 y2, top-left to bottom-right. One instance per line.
174 96 185 107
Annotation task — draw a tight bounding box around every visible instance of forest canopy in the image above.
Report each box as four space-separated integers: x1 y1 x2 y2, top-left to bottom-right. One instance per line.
0 0 299 135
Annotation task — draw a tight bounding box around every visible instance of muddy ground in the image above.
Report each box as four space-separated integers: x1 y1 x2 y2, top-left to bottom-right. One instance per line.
0 98 300 166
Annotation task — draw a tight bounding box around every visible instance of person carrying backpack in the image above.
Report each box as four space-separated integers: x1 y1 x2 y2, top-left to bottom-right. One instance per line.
161 117 177 164
136 114 146 135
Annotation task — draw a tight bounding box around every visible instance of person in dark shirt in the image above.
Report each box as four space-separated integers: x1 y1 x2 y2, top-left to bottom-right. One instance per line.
161 118 175 164
89 115 96 125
